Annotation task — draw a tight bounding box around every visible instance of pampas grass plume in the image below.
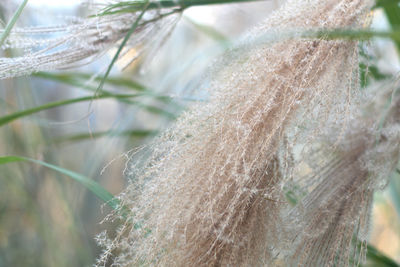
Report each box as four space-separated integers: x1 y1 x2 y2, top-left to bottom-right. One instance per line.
96 1 400 267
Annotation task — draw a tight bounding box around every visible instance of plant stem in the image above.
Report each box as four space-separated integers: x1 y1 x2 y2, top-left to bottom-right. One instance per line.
0 0 29 47
96 0 149 95
99 0 266 15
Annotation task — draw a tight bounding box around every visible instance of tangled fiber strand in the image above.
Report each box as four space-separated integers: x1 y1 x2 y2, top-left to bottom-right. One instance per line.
98 0 375 266
0 7 180 79
285 86 400 266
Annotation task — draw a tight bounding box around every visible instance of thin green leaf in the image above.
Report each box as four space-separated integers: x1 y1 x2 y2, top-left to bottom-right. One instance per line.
34 72 147 92
0 156 119 210
183 16 229 42
376 0 400 8
391 169 400 219
97 0 265 15
366 243 400 267
304 29 400 42
0 0 28 47
359 63 391 87
379 0 400 52
95 1 149 96
0 93 142 127
137 104 177 119
218 29 400 57
34 72 173 102
54 129 158 143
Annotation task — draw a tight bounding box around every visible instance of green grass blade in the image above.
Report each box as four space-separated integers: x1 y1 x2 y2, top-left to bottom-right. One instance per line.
97 0 264 15
379 0 400 52
137 104 177 119
0 156 119 210
96 1 149 95
54 129 158 143
359 63 391 87
0 93 142 127
0 0 29 47
234 29 400 49
33 72 178 114
390 178 400 221
366 243 400 267
376 0 400 7
34 72 147 92
183 16 228 42
391 169 400 219
0 155 25 164
306 29 400 42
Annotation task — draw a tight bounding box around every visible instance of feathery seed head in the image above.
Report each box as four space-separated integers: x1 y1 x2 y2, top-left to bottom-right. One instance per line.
0 7 180 79
97 1 378 266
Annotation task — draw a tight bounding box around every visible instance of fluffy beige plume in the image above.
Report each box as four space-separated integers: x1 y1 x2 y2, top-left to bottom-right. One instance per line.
285 86 400 266
0 8 179 79
98 0 375 266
